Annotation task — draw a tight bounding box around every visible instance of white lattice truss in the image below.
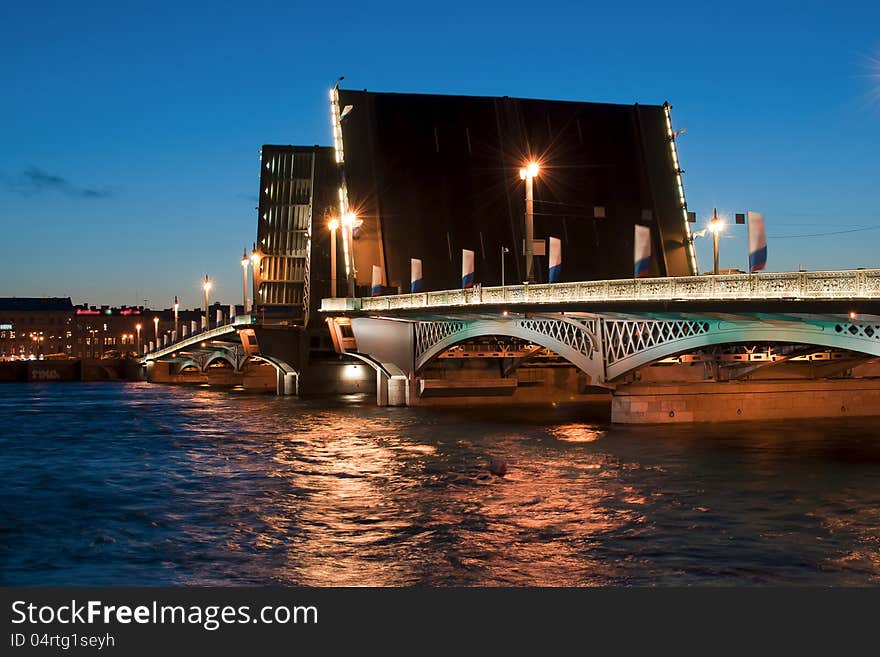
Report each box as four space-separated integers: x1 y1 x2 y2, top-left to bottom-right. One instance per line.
603 319 710 367
177 344 249 373
413 316 603 381
407 315 880 384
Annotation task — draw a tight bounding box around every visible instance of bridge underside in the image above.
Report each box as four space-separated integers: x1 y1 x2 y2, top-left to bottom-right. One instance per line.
325 310 880 420
142 324 375 397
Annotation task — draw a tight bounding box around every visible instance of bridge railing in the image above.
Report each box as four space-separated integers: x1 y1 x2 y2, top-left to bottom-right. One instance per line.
320 269 880 313
142 315 254 361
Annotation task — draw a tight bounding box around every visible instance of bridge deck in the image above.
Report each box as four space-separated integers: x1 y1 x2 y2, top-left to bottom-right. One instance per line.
141 315 254 362
321 270 880 314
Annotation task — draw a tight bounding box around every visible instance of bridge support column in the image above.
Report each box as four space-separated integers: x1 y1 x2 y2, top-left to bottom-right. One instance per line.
375 369 408 407
611 379 880 424
277 370 298 396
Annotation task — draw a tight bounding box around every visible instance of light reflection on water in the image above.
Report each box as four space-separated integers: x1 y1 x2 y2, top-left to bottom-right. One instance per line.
1 382 879 586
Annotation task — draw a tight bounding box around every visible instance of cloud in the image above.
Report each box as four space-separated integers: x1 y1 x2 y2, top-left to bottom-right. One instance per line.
4 167 111 198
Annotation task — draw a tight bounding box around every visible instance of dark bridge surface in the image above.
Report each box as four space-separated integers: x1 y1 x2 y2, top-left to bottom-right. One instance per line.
338 89 696 292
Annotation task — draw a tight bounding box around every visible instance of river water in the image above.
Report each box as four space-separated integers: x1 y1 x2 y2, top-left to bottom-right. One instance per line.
1 382 879 586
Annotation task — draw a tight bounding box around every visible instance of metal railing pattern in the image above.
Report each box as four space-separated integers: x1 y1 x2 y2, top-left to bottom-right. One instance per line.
320 270 880 313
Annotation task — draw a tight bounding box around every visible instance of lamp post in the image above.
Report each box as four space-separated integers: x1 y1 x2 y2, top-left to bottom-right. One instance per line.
708 208 724 275
328 218 339 298
240 249 249 313
501 246 509 288
153 316 159 347
341 212 361 297
519 161 540 283
250 246 260 315
203 275 212 330
173 296 179 337
135 323 141 354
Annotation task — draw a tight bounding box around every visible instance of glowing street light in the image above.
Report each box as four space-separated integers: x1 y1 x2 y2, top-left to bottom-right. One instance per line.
519 161 540 283
173 295 179 337
153 316 159 346
203 274 212 330
240 248 249 313
328 218 339 298
135 323 141 353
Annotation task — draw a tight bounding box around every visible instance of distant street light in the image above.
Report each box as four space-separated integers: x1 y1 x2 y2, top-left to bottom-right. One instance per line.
203 274 212 330
519 161 540 283
153 316 159 346
328 218 339 298
240 248 250 313
501 246 510 288
135 323 141 353
173 295 179 337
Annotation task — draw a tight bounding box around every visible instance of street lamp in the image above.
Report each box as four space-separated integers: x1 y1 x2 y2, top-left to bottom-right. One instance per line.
708 208 725 275
240 248 249 313
173 295 179 337
328 218 339 298
250 246 261 314
341 211 361 297
153 316 159 346
501 246 510 288
135 323 141 354
519 161 540 283
203 274 212 330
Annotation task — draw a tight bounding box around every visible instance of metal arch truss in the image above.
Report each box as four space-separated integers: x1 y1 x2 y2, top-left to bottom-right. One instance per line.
413 315 603 383
602 316 880 381
602 319 710 371
405 314 880 385
176 344 249 373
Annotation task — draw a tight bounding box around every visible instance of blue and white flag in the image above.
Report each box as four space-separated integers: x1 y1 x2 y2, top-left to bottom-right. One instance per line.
371 265 383 297
634 224 652 278
411 258 423 293
747 211 767 273
462 249 475 289
548 237 562 283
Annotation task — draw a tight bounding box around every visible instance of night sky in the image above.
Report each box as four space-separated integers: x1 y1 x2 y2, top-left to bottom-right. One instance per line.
2 1 878 309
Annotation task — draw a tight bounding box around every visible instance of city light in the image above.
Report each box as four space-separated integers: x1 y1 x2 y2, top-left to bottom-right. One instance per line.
519 161 540 180
708 217 725 234
328 218 339 231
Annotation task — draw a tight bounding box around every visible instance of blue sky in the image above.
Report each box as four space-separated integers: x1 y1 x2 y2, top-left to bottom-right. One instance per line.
1 1 878 308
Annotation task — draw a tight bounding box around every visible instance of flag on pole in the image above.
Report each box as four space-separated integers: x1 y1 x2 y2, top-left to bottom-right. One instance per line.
548 237 562 283
747 211 767 273
634 225 652 278
461 249 475 289
371 265 383 297
411 259 423 293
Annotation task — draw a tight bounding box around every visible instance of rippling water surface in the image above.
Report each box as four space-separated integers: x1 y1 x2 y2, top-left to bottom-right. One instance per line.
2 382 880 586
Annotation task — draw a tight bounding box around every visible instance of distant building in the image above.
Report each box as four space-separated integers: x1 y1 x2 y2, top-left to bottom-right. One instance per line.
0 298 229 361
0 297 74 360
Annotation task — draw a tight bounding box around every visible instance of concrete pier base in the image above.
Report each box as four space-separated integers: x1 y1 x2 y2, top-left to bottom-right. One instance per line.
611 379 880 424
